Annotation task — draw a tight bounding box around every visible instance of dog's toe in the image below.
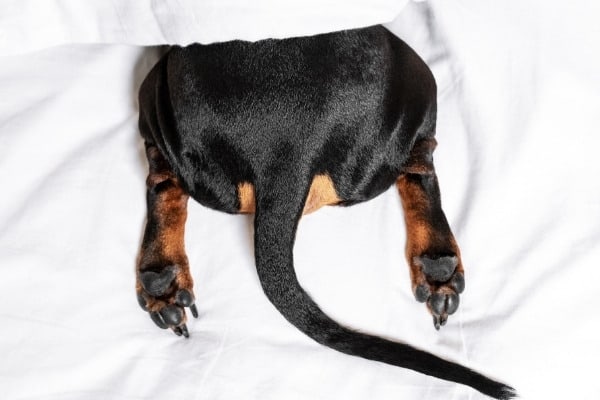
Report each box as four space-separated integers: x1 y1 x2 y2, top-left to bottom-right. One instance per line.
150 311 168 329
160 305 184 326
449 272 465 293
175 289 194 307
145 302 194 335
137 263 197 337
146 303 193 335
427 289 460 329
410 253 464 329
446 292 459 314
429 292 447 315
414 283 431 303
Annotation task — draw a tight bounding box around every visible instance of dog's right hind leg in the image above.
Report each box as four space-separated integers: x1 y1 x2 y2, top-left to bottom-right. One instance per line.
396 137 465 330
136 141 198 337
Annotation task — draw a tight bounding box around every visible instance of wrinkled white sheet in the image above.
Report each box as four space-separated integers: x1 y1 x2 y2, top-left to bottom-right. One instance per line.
1 1 599 399
0 0 408 56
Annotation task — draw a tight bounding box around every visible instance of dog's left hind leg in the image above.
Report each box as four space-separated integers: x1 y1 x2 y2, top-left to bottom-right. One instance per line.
397 137 465 330
136 143 198 337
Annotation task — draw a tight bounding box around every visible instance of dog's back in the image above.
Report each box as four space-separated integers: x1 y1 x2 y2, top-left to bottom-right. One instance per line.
139 25 435 213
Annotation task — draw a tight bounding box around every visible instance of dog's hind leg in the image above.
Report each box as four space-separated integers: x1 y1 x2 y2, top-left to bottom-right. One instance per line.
397 137 465 329
136 142 198 337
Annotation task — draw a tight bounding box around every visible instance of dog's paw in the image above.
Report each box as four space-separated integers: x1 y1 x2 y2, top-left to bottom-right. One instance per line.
136 264 198 337
411 255 464 330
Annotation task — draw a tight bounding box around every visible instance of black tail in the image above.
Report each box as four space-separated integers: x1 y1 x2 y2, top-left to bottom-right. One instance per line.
253 170 516 400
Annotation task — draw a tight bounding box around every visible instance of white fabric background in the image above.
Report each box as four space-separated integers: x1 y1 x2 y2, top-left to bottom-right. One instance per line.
1 1 599 399
0 0 409 56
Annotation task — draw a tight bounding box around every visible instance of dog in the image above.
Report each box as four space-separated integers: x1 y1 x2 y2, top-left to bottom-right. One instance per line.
135 25 515 399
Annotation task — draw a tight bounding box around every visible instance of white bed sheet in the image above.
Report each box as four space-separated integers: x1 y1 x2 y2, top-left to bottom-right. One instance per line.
0 0 409 56
1 1 599 399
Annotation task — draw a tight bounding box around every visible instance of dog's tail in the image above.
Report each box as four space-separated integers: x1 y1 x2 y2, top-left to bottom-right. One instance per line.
252 167 516 400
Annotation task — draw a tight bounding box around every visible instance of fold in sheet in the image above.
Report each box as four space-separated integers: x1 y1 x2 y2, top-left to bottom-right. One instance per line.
0 0 408 55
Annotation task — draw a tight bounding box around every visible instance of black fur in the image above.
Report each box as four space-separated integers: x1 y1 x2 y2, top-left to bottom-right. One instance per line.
138 25 515 399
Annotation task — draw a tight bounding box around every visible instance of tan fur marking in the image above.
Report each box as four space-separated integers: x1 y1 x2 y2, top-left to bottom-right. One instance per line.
237 182 256 214
237 174 340 215
303 174 341 214
403 137 437 175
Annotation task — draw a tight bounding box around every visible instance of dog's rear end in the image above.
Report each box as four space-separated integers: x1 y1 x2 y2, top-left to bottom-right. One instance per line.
136 25 515 399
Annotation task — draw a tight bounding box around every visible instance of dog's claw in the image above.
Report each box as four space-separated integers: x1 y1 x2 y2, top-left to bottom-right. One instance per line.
175 289 198 319
433 315 441 330
433 313 449 329
176 289 198 318
172 324 190 338
440 314 448 326
190 304 199 318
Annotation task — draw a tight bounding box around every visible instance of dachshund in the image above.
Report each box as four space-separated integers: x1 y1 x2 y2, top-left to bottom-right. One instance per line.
135 25 515 399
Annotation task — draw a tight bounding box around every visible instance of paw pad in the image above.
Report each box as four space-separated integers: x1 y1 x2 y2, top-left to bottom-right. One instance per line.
449 272 465 293
414 255 457 282
140 265 179 296
415 283 431 303
411 254 464 330
160 305 184 326
137 265 197 338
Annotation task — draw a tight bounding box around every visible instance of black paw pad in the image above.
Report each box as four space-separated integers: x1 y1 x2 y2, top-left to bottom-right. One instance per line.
429 293 446 315
150 311 168 329
414 284 431 303
159 305 184 326
175 289 194 307
446 293 459 315
176 289 199 318
140 266 178 296
450 272 465 293
428 291 460 329
414 255 458 282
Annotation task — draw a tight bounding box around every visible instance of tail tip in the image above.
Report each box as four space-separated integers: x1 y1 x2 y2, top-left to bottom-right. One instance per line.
495 384 517 400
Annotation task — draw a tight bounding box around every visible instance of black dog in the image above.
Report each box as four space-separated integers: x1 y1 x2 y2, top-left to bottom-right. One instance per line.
135 25 515 399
